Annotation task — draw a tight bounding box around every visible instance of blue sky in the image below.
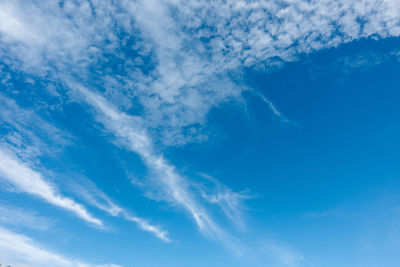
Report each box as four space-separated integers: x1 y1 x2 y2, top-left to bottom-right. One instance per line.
0 1 400 266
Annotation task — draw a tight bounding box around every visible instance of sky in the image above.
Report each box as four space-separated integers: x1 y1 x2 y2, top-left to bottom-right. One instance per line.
0 0 400 266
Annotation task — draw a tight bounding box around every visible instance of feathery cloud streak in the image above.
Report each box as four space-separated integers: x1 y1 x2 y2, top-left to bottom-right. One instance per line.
68 82 242 251
69 83 218 231
0 94 168 240
0 148 102 226
0 226 121 267
70 179 170 241
0 203 53 231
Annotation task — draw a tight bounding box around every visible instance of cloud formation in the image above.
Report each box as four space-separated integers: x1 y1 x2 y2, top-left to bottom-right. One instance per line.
0 93 168 240
0 94 70 160
263 242 304 267
0 203 53 231
0 148 103 226
68 82 241 251
1 0 399 145
0 226 120 267
194 173 252 231
69 177 170 241
0 0 399 259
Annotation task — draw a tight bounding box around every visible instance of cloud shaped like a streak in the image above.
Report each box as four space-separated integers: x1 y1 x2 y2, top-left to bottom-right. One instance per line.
0 203 53 231
0 226 121 267
195 173 253 232
0 94 169 240
0 148 103 226
70 178 170 242
67 82 243 252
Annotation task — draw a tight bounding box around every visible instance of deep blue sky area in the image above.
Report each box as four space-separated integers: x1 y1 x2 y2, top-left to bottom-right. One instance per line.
1 1 400 267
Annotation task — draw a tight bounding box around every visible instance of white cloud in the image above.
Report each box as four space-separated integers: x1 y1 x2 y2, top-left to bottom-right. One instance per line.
195 173 253 231
303 207 361 219
69 178 170 242
1 0 400 258
0 93 169 240
0 226 121 267
263 242 304 267
1 0 399 145
0 203 53 231
258 94 294 125
0 94 71 160
123 213 170 242
69 181 123 217
0 148 102 226
67 82 243 253
120 0 400 143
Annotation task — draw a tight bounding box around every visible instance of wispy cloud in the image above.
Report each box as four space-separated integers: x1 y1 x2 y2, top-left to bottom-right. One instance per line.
0 226 121 267
303 208 361 219
69 178 170 242
0 148 102 226
1 0 400 260
258 94 294 125
2 0 399 146
67 82 244 252
0 203 53 231
262 242 304 267
0 94 70 160
122 213 170 242
121 0 400 143
0 94 168 239
195 173 253 231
